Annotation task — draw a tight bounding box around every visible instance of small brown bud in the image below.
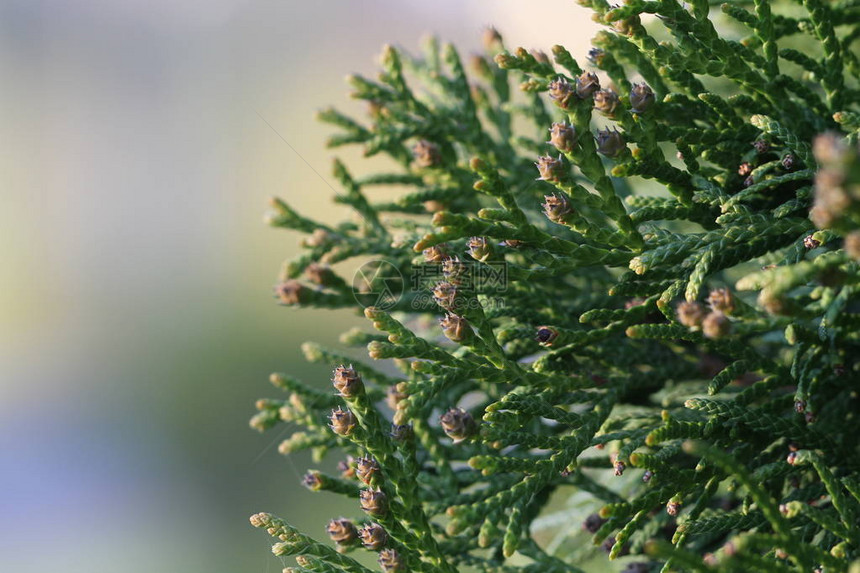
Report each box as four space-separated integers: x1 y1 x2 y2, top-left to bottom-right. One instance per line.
613 459 626 476
666 500 682 516
329 407 357 436
482 27 503 51
642 470 653 483
702 311 731 339
304 262 337 286
844 230 860 261
612 16 638 36
337 457 356 479
707 288 736 314
529 49 550 64
794 399 806 414
535 154 565 181
378 548 406 573
787 451 798 465
601 535 629 555
440 313 474 344
629 83 654 113
547 122 577 153
359 488 388 517
548 77 575 109
542 193 573 223
782 153 797 170
738 162 752 177
440 407 477 443
467 236 493 262
432 281 460 311
759 288 786 315
676 301 706 328
753 139 770 154
332 364 364 397
595 128 626 158
743 175 755 188
356 457 382 485
583 513 606 533
275 280 308 305
442 256 468 284
301 228 332 248
359 522 388 551
326 518 358 545
503 239 523 248
575 72 600 98
423 244 449 263
302 471 323 491
386 385 407 411
535 326 559 346
813 132 849 165
593 89 620 116
412 140 441 168
586 47 604 66
803 235 821 249
390 423 413 441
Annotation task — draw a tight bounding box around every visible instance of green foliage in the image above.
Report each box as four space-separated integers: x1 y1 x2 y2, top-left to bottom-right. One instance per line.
251 2 860 571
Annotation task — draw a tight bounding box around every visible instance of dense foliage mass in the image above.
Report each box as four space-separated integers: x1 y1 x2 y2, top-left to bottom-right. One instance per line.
250 1 860 571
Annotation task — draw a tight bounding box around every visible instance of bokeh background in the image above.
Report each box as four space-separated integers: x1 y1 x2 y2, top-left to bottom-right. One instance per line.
0 2 598 571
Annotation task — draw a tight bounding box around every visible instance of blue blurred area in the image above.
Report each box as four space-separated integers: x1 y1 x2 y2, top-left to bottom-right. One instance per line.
0 2 596 571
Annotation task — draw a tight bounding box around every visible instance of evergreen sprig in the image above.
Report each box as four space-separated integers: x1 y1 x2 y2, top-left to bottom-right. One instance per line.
251 2 860 572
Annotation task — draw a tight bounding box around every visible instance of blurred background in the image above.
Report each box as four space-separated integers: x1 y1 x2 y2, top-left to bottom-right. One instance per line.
0 2 597 571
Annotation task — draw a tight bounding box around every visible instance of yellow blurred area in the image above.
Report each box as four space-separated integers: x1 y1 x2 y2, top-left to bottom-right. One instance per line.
0 2 597 571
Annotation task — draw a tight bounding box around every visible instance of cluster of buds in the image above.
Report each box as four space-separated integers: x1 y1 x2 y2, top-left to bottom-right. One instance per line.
677 290 734 338
707 288 736 314
676 301 707 328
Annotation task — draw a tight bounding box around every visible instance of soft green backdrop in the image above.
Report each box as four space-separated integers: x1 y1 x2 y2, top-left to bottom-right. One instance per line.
0 2 597 571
